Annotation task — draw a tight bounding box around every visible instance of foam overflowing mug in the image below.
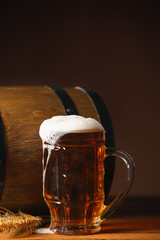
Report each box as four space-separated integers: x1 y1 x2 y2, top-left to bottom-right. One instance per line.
39 115 135 235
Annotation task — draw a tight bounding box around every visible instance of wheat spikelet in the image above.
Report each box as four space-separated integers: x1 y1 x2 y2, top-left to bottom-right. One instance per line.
0 206 42 237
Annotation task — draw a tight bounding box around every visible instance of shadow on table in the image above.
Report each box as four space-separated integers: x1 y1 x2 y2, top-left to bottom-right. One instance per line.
100 217 160 233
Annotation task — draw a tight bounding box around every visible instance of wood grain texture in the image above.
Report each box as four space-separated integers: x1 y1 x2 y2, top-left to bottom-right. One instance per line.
65 87 100 121
1 216 160 239
0 86 100 214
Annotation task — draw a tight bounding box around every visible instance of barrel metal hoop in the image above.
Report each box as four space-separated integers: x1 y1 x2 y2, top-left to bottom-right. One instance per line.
0 114 6 200
79 87 115 202
47 85 79 115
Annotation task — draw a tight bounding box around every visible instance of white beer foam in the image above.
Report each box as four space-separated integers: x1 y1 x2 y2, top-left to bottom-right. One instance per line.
39 115 104 145
35 227 54 234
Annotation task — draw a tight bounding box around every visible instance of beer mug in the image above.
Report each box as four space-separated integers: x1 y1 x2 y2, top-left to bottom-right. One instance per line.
40 116 135 235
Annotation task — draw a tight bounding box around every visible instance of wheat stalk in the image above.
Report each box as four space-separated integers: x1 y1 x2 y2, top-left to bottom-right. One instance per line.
0 206 42 237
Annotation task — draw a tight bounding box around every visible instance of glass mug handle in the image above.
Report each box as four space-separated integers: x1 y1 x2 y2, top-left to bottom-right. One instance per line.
101 147 135 222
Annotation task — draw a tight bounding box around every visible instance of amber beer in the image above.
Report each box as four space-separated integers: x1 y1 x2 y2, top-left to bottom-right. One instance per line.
43 130 106 234
40 115 135 235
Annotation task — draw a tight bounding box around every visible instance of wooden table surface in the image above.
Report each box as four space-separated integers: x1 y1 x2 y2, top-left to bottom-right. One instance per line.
1 215 160 240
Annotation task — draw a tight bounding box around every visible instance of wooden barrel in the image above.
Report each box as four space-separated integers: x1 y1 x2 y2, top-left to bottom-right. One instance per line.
0 86 115 215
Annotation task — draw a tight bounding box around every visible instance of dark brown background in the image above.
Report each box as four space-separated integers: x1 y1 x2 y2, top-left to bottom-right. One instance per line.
0 1 160 197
